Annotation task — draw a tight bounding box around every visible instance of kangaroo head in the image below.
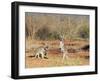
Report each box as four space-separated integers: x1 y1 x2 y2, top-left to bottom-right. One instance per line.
44 46 48 51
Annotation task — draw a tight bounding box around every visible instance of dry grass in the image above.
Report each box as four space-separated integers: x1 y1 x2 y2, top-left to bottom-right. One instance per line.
25 39 89 68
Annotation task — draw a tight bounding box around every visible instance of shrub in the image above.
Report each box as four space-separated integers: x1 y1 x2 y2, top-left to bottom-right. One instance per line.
35 26 60 40
48 31 60 40
35 26 50 40
78 26 89 39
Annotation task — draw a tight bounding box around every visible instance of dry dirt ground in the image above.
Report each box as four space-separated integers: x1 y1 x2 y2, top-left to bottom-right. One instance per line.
25 40 89 68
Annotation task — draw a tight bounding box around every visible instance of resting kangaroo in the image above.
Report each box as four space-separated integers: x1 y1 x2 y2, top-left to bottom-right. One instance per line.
34 46 48 59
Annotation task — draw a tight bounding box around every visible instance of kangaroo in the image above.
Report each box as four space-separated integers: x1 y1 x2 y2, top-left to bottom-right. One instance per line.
62 49 68 62
59 36 68 62
34 45 48 59
59 39 64 53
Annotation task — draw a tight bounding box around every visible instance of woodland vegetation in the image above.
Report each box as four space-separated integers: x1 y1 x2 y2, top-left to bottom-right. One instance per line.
25 12 89 68
25 12 89 41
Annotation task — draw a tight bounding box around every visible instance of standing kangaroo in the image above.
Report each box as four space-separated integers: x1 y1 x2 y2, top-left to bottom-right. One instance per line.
59 36 68 62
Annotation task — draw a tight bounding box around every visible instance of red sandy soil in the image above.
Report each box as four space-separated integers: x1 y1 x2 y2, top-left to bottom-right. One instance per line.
25 40 89 68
